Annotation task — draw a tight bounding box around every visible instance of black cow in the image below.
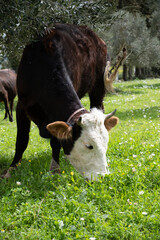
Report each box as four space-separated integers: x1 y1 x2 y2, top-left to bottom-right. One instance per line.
3 24 118 180
0 69 17 122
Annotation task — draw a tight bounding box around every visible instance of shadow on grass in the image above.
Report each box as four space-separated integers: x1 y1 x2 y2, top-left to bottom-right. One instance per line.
110 81 160 96
116 106 160 120
0 149 72 200
125 82 160 90
112 88 144 96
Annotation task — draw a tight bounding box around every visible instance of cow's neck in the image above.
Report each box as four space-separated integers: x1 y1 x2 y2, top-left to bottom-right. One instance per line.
51 51 85 122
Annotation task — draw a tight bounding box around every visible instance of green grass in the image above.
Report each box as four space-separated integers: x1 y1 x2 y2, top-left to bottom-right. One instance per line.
0 79 160 240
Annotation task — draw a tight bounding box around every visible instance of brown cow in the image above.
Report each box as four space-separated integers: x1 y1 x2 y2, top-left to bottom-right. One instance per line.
0 69 17 122
2 24 119 180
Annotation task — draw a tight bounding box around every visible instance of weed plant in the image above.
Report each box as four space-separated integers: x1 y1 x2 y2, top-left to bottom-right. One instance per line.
0 79 160 239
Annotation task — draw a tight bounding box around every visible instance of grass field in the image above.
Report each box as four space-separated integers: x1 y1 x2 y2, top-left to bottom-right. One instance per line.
0 79 160 240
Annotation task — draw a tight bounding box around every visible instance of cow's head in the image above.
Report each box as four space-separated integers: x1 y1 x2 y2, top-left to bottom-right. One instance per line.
47 108 119 181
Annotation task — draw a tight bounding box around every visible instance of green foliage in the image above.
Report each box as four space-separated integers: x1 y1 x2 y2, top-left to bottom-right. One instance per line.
151 10 160 40
0 0 117 69
0 79 160 239
1 0 160 70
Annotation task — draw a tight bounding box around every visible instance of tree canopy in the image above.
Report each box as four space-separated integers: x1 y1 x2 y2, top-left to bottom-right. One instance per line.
0 0 160 72
0 0 117 68
105 11 160 68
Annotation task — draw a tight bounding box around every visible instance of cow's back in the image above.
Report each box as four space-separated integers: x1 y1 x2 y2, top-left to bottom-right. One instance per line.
51 24 107 98
18 24 107 98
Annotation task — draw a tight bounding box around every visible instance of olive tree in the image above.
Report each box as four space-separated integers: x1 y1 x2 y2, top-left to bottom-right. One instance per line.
104 10 160 80
0 0 117 69
0 0 160 70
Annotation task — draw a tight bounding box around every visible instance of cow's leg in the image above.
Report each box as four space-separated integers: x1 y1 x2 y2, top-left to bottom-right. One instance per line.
50 137 61 174
89 84 105 111
11 101 31 166
2 102 31 178
9 99 14 122
3 90 10 120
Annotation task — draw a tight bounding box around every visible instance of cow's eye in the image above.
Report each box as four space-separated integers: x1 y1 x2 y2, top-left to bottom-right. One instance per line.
85 144 93 150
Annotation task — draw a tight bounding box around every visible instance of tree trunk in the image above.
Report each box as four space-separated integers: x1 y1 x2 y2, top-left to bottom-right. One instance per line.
147 68 152 78
141 68 145 79
151 67 160 77
123 64 128 81
135 67 140 79
128 66 133 80
104 48 127 92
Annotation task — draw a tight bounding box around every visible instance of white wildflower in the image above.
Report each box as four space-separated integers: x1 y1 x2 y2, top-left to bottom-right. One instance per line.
80 218 84 221
149 153 155 159
90 238 96 240
58 220 64 229
132 167 136 172
142 212 148 215
139 191 144 195
16 181 21 186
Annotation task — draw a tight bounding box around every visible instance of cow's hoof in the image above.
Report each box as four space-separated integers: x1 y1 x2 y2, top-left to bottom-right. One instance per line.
50 158 61 175
9 117 13 122
1 167 16 179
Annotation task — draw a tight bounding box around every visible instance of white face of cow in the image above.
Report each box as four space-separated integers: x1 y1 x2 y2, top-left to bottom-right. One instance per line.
67 109 110 180
47 108 119 181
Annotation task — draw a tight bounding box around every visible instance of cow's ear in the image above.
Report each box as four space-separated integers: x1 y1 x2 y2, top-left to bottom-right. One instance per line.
46 121 72 139
104 116 119 131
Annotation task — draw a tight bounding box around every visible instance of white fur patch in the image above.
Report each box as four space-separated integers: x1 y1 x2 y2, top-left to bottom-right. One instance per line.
67 108 110 181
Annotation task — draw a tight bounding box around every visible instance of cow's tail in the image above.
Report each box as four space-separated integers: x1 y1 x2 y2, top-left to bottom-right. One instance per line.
104 48 127 93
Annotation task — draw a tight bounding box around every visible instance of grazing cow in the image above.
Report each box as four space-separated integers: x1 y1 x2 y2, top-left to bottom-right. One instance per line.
0 69 17 122
3 24 119 180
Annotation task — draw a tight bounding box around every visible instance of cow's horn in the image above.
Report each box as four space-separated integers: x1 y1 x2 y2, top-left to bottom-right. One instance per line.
105 109 117 120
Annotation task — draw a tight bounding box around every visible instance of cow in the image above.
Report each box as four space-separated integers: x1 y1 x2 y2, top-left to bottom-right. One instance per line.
0 69 17 122
2 24 119 181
